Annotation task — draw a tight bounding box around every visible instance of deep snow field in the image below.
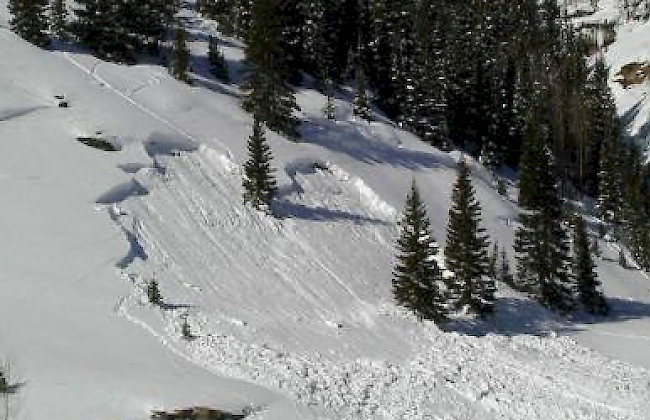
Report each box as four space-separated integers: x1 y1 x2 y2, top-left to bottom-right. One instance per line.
1 2 650 419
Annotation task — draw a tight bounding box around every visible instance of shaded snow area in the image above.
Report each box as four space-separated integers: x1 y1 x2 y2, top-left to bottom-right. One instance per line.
572 0 650 149
606 22 650 148
0 3 650 420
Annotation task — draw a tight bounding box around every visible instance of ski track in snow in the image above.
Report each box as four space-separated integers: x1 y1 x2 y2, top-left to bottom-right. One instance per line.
108 146 650 420
61 51 234 159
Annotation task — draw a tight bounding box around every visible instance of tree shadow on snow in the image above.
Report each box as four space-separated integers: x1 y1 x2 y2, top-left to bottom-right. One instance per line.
116 230 148 269
447 297 579 337
447 296 650 337
272 200 389 225
619 100 650 147
300 117 457 170
160 302 195 311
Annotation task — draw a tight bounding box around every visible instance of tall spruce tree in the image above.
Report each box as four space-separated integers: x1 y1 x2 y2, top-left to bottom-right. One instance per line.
243 0 299 138
171 27 191 83
8 0 50 47
499 248 514 288
73 0 133 61
73 0 177 61
322 78 337 120
147 280 162 305
596 118 623 225
50 0 67 39
242 117 277 211
393 180 448 324
352 61 372 120
398 1 449 147
572 215 609 315
445 160 495 315
208 35 229 82
514 111 575 313
488 242 499 280
619 146 650 270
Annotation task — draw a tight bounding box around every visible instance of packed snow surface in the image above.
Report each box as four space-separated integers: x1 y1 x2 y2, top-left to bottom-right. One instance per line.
0 2 649 419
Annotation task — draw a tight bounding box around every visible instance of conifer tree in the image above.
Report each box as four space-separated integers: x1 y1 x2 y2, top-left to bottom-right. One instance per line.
242 117 277 211
322 78 336 120
514 111 575 313
499 248 514 287
0 361 19 420
208 35 229 82
593 60 623 222
73 0 132 61
352 61 372 120
147 280 162 305
488 242 499 280
445 160 495 315
581 59 612 196
8 0 50 47
393 180 448 325
171 27 191 83
398 0 449 147
243 0 299 138
50 0 67 39
73 0 177 60
618 247 628 268
181 316 194 339
619 146 650 270
573 215 609 315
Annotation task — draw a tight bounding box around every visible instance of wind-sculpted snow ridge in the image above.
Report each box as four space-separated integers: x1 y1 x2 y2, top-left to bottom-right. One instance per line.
112 146 650 420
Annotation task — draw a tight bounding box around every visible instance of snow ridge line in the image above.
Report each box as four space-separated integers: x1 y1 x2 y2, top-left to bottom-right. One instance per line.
60 52 233 158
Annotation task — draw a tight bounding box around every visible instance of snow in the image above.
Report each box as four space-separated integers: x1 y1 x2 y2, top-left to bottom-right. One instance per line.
0 2 649 419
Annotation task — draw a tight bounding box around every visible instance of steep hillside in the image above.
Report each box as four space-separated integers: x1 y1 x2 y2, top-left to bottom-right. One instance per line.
0 3 649 420
571 0 650 148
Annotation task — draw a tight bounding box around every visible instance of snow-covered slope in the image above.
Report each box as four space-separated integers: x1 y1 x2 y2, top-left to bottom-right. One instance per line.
0 4 649 420
607 22 650 146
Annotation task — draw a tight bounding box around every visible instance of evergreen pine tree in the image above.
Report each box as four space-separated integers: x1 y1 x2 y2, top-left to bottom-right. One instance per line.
499 248 514 287
619 247 628 269
0 361 19 420
73 0 132 61
50 0 67 39
8 0 50 47
445 160 495 315
591 237 601 257
243 0 299 138
147 280 162 305
73 0 177 60
171 27 191 83
580 59 611 196
242 117 277 211
397 0 449 147
488 242 499 280
352 60 372 120
181 316 194 339
573 215 609 315
322 78 337 120
393 180 448 324
619 146 650 270
514 111 575 313
594 62 623 224
208 35 229 82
